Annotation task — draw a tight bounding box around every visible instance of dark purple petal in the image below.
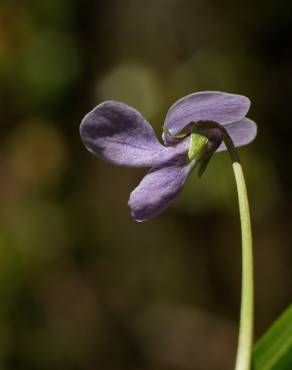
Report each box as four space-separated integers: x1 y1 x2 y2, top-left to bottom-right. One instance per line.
163 91 250 144
128 156 194 222
217 118 257 152
80 101 185 167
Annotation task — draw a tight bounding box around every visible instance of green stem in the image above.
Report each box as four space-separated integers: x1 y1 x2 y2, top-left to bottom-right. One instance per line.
223 133 254 370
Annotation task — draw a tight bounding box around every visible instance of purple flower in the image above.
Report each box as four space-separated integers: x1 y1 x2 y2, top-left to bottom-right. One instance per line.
80 91 257 221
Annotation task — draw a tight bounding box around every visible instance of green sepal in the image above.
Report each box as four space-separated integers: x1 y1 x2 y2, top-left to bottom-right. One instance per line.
188 133 208 161
197 153 213 177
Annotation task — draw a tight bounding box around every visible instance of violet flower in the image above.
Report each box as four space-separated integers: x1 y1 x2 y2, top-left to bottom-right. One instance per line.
80 91 257 221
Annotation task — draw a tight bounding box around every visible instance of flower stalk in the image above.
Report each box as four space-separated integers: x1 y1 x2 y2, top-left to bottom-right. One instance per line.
223 131 254 370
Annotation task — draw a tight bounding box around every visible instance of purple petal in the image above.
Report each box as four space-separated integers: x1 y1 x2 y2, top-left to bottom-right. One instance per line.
163 91 250 144
80 101 184 167
217 118 257 152
128 156 194 222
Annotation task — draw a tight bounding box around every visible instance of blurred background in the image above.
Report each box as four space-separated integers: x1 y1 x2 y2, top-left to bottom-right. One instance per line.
0 0 291 369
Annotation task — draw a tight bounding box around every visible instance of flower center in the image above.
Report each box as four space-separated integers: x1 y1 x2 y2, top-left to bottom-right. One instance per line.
164 121 225 176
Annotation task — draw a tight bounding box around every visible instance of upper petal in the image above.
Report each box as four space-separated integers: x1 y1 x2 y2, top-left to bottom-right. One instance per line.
80 101 181 167
128 156 194 222
163 91 250 143
217 118 257 152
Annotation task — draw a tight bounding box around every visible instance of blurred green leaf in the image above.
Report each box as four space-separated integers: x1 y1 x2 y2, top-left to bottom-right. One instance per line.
252 305 292 370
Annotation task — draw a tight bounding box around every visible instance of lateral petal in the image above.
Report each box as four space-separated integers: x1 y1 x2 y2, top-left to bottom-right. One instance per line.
80 101 179 167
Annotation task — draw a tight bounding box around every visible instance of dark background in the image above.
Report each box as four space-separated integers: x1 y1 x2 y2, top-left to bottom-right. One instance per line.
0 0 291 369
